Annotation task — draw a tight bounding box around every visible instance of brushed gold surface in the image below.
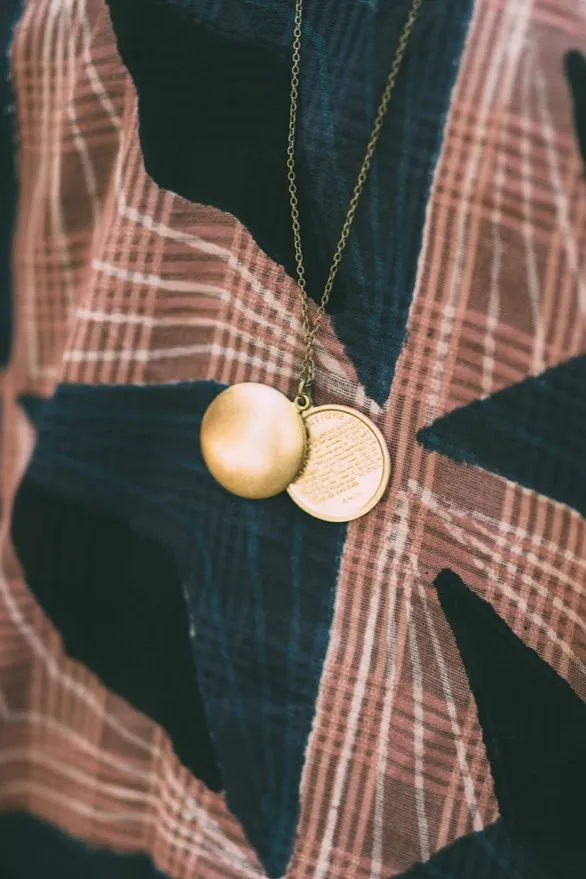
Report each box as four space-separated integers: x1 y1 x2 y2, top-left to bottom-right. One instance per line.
200 383 307 499
287 405 391 522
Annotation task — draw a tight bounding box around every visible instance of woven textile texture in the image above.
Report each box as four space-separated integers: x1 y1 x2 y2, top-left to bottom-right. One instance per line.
1 0 585 878
0 0 20 366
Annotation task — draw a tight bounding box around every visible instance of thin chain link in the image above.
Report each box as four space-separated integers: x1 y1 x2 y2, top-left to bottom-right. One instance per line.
287 0 422 405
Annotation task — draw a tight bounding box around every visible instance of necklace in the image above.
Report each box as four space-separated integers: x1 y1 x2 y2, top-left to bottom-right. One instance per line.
200 0 422 521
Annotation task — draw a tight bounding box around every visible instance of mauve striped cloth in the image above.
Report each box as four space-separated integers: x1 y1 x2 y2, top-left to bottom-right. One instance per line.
1 1 585 878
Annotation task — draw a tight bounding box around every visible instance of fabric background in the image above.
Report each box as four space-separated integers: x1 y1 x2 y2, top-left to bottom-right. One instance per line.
0 0 585 877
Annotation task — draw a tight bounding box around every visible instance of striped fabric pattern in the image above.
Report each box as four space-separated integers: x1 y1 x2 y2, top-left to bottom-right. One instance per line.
1 0 585 877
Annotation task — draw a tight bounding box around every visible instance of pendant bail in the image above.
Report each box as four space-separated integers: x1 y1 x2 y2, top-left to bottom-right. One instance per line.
294 377 313 412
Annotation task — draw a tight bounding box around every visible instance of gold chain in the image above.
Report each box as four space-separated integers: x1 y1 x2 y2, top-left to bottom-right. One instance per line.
287 0 422 409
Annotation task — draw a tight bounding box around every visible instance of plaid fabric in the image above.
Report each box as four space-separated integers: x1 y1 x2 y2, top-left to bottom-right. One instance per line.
0 0 19 367
1 0 585 877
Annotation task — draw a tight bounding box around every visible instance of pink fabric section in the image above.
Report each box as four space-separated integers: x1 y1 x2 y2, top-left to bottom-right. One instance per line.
1 0 585 876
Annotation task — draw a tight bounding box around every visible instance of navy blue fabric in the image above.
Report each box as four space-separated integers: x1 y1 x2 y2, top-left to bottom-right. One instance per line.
565 50 586 174
105 0 474 405
434 569 586 879
417 356 586 518
0 0 20 366
15 381 346 877
0 812 167 879
12 477 222 793
18 393 48 429
396 818 546 879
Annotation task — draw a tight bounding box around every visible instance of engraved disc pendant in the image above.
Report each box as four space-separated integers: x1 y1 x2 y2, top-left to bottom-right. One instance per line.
287 405 391 522
200 383 307 499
